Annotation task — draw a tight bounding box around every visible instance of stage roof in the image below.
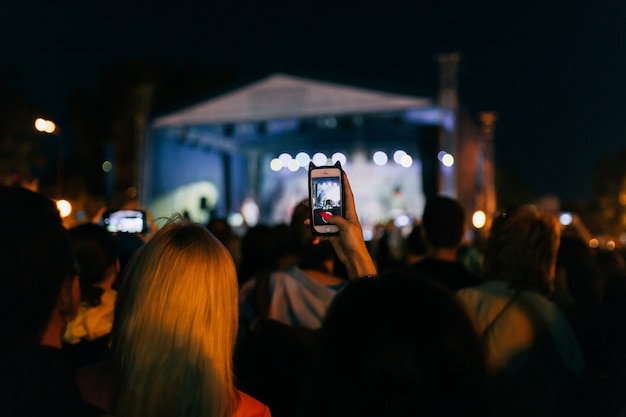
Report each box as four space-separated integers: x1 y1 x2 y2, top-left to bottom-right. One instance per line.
151 73 436 127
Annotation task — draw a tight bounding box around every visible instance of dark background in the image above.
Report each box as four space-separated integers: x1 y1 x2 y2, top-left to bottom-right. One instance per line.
2 1 625 203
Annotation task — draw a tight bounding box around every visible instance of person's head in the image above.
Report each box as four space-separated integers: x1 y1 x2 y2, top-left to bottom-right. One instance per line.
0 185 79 345
421 196 465 249
111 219 238 417
290 199 335 273
69 223 119 306
300 273 494 417
483 205 560 296
404 224 427 263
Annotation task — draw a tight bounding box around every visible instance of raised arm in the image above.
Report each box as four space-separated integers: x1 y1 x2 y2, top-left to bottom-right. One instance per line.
316 172 377 279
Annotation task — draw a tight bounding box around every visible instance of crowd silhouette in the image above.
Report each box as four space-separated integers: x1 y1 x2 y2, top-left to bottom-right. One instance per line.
2 171 626 417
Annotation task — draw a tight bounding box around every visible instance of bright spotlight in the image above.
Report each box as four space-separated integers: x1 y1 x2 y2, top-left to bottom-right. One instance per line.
295 152 310 167
56 200 72 218
35 118 48 132
393 150 407 164
287 159 300 171
472 210 486 229
332 152 347 166
278 153 292 167
312 152 328 166
270 158 282 171
441 153 455 167
373 151 388 166
45 120 56 133
400 154 413 168
559 212 573 226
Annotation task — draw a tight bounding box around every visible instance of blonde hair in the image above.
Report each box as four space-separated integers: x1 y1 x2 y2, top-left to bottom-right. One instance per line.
111 220 239 417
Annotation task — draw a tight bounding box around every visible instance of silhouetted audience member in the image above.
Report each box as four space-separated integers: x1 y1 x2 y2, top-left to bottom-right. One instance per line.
77 219 270 417
0 185 104 416
238 224 295 287
403 224 427 266
239 200 348 332
63 223 119 367
404 195 482 292
457 206 585 417
597 249 626 415
236 173 376 417
207 216 242 269
553 235 610 416
298 273 495 417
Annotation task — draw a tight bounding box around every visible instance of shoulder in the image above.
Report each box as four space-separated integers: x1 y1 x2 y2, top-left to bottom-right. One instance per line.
234 390 272 417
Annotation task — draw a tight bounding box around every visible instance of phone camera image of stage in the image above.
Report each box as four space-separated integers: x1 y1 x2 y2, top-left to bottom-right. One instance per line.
312 178 342 225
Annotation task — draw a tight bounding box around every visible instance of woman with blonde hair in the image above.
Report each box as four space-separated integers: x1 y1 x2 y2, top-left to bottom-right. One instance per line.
78 219 270 417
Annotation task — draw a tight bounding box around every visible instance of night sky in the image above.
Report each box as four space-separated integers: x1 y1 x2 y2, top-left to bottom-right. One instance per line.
3 2 625 202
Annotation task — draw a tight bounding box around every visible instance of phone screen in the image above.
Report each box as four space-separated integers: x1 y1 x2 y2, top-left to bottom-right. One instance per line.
309 167 343 235
103 210 146 234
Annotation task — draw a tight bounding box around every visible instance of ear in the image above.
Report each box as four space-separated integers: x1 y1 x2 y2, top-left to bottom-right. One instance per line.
57 275 81 323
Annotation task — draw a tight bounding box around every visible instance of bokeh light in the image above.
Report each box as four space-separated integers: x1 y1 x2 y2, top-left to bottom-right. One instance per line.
270 158 282 171
56 199 72 218
332 152 347 166
287 159 300 171
102 161 113 172
227 212 244 227
393 150 407 164
278 153 292 167
312 152 328 166
295 152 310 167
400 154 413 168
441 153 455 167
559 212 573 226
472 210 486 229
373 151 388 166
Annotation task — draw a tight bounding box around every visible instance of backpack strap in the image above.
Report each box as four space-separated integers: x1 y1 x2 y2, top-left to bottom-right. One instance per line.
481 290 521 342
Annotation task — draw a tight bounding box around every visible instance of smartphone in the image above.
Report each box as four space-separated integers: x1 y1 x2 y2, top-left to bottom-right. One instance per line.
308 162 344 235
102 209 147 234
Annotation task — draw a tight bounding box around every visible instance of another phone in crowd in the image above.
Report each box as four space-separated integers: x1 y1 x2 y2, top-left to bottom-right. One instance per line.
308 161 344 235
102 209 147 234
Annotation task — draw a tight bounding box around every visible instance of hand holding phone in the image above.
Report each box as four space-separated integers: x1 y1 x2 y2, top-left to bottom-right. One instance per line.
308 162 344 236
306 166 378 278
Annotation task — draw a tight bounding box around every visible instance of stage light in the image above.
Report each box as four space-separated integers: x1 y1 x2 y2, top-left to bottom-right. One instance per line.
312 152 328 166
589 238 599 248
441 153 455 167
288 159 300 171
393 150 407 164
373 151 388 166
270 158 282 171
102 161 113 172
400 154 413 168
278 153 292 167
295 152 310 167
332 152 347 166
437 151 447 161
607 240 616 250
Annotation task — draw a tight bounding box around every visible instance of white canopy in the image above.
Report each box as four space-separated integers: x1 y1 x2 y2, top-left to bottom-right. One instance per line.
152 73 434 127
